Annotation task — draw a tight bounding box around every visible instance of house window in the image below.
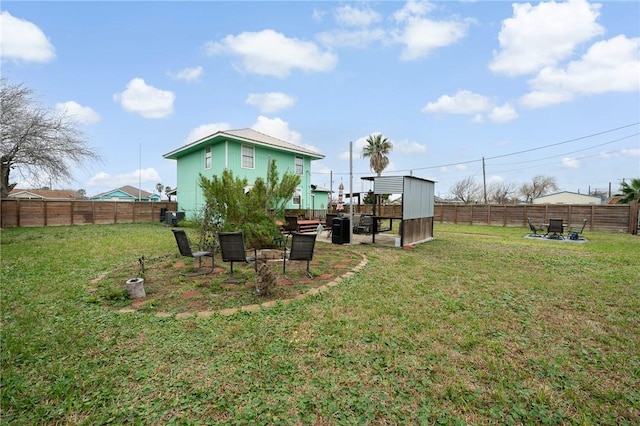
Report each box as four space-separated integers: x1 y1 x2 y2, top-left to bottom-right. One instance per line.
241 145 254 169
292 189 301 206
295 156 304 175
204 146 211 169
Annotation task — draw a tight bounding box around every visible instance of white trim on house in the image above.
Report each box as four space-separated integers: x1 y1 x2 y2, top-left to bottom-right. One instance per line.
163 128 324 160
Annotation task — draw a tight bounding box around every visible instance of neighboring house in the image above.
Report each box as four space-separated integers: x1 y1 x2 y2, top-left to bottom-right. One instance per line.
8 188 79 200
90 185 160 202
163 128 325 217
533 191 602 205
310 185 331 210
165 187 178 202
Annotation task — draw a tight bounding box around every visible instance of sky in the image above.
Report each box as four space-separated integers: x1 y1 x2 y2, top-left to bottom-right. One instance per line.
1 0 639 200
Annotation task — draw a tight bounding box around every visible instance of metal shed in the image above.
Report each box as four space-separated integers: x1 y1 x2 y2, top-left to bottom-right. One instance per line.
363 175 435 247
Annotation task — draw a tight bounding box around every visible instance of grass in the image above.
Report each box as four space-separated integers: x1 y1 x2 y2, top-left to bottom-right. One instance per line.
1 222 639 425
89 241 364 314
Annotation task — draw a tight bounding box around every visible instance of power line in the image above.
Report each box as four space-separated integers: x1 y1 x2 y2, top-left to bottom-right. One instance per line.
489 132 639 167
485 122 639 161
312 122 639 176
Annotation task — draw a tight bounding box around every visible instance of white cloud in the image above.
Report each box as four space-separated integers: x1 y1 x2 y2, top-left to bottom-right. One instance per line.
519 91 573 109
562 157 580 169
0 11 55 62
393 17 470 60
394 139 427 155
184 123 232 144
312 9 327 22
168 66 203 82
391 1 470 60
489 0 604 76
488 103 518 123
621 148 640 157
206 29 337 78
55 101 101 125
316 29 385 49
471 114 485 124
455 164 467 171
246 92 296 114
252 116 302 145
423 90 492 114
521 35 640 108
113 78 175 119
87 168 161 188
393 0 435 22
334 5 382 27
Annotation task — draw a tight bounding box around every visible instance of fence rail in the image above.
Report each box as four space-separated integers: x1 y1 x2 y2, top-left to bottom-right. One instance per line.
2 199 638 234
1 199 178 228
343 203 639 234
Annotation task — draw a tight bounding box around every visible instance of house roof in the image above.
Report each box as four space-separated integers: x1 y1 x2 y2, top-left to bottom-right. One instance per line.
311 184 332 193
91 185 157 200
163 128 325 160
9 188 78 199
534 191 601 201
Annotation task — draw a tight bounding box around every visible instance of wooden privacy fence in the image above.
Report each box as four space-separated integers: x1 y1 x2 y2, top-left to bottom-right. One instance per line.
338 203 639 234
0 199 178 228
433 203 639 234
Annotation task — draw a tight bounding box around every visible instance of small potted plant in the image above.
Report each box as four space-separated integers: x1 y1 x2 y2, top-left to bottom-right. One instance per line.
125 256 146 299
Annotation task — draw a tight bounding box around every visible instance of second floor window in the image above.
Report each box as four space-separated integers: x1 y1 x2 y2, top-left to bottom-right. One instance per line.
204 146 211 169
295 156 303 175
241 145 254 169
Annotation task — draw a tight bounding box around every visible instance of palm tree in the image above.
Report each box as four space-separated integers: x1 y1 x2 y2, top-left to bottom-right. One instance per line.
362 133 393 176
616 178 640 204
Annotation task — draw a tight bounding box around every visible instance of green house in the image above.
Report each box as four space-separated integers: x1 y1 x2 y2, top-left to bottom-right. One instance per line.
163 128 325 217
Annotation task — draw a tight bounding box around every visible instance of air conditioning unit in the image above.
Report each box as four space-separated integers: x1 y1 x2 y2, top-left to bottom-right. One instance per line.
164 211 185 226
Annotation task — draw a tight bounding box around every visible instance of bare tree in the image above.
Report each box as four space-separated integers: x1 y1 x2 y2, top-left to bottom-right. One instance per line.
0 79 101 198
488 180 518 204
450 177 482 204
519 175 559 203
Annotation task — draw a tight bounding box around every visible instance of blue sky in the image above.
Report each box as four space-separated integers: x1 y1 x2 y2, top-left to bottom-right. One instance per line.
1 0 639 199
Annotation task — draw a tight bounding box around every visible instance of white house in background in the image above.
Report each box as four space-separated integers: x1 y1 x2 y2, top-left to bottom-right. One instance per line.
533 191 603 205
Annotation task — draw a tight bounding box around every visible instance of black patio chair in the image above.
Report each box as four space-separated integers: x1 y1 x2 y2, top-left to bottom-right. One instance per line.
217 231 258 282
545 218 565 239
527 217 543 237
568 219 588 240
283 232 317 280
171 229 214 276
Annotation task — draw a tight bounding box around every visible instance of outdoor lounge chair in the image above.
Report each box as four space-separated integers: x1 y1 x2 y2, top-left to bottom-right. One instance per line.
171 229 214 276
283 232 317 280
217 231 258 282
568 219 588 240
545 218 565 239
527 217 544 237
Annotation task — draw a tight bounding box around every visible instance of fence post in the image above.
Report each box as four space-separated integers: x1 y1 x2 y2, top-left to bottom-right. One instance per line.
630 204 639 235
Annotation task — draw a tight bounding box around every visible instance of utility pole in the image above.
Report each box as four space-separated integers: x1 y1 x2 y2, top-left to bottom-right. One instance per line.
482 157 487 204
138 143 142 201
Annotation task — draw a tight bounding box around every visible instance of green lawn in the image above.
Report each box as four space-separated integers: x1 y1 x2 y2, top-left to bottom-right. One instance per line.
1 223 639 425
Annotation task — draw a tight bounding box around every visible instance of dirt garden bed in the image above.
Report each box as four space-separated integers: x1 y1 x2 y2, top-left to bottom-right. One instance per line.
88 244 365 315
